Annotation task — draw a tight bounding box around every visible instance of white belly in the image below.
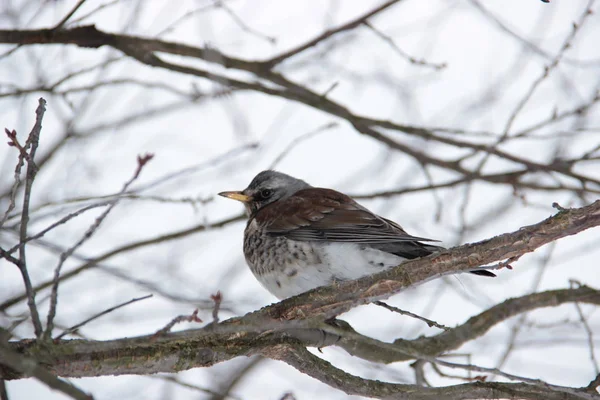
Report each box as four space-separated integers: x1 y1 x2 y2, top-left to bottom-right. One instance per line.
255 242 405 299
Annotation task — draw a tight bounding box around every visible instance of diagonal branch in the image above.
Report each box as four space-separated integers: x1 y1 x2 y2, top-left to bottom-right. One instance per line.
263 0 404 66
43 154 154 340
270 344 595 400
3 285 598 381
314 286 600 364
0 202 598 382
1 26 598 190
0 213 245 312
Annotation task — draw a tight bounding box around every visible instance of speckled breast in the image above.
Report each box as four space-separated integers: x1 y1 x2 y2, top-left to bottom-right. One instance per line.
243 219 321 277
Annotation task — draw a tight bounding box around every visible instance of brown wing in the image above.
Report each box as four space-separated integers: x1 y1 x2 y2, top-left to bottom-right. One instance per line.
254 188 496 275
254 188 438 244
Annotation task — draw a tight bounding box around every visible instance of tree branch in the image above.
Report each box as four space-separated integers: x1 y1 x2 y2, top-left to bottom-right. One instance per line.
13 98 47 339
1 26 598 190
0 199 598 381
270 344 596 400
0 330 92 399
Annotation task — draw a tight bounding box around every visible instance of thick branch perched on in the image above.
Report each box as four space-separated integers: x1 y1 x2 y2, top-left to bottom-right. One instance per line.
1 201 599 400
3 286 598 380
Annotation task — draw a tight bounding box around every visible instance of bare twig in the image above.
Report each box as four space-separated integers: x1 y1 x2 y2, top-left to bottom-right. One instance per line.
155 3 220 36
574 300 599 374
467 0 597 184
216 1 276 44
152 309 203 338
211 291 222 325
53 0 88 30
55 295 153 340
95 265 234 310
430 362 487 382
208 357 263 400
429 357 597 400
66 0 120 26
570 281 600 375
502 0 595 137
6 202 112 254
374 301 450 331
268 122 338 169
0 247 20 265
0 213 245 312
264 0 403 66
14 98 47 339
491 241 557 378
0 129 27 229
43 154 155 340
150 375 242 399
363 21 446 70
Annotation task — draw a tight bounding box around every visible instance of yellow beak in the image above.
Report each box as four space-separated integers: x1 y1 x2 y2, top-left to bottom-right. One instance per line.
218 191 252 203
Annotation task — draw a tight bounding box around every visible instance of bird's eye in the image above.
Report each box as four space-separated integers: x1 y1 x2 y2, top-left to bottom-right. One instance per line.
260 189 273 199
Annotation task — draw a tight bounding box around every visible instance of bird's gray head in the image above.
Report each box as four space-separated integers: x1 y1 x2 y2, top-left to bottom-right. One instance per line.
218 170 311 216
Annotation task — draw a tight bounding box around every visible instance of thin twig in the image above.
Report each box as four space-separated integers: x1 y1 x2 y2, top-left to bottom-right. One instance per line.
152 309 203 338
55 294 153 340
430 357 597 400
491 241 557 379
470 0 597 181
15 98 47 339
6 202 112 254
363 21 446 70
0 130 26 229
574 300 599 374
208 357 263 400
503 1 595 137
66 0 120 26
374 301 450 331
268 122 338 169
5 140 255 224
570 281 600 375
150 375 242 399
43 154 154 340
0 247 20 265
0 213 245 312
216 1 276 44
430 362 487 382
155 3 220 36
53 0 88 30
211 291 222 325
264 0 403 66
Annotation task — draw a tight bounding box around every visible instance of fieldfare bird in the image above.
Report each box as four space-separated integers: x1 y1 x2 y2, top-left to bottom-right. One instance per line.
219 170 495 299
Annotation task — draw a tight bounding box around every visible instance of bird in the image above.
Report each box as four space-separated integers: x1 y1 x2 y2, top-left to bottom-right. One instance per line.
219 170 495 299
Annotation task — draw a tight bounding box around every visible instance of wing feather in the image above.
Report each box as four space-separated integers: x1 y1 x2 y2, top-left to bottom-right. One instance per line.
256 188 438 244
